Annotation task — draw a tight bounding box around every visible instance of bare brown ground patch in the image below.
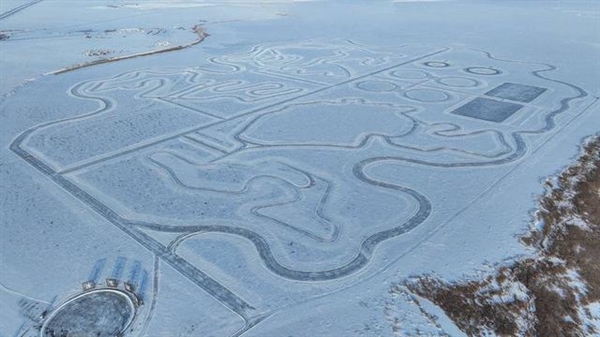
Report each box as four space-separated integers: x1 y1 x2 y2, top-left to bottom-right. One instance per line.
406 136 600 336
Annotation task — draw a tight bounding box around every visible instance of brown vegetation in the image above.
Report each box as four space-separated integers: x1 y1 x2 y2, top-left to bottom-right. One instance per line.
407 136 600 336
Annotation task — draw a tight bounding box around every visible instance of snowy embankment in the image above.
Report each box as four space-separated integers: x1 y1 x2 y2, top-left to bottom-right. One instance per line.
407 136 600 336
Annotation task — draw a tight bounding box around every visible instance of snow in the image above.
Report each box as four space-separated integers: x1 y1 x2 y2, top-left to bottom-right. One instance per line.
93 2 216 11
1 1 599 336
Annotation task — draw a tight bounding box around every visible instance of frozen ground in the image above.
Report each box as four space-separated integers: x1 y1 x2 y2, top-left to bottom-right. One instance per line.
1 1 599 336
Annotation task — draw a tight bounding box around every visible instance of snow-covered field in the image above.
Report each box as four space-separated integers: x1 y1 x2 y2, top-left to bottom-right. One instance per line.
1 1 598 336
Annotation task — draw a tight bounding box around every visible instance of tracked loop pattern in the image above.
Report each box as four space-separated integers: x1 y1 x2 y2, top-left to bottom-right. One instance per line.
10 40 591 332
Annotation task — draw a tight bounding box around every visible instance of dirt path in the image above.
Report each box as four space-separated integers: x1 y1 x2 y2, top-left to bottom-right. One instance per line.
47 25 209 75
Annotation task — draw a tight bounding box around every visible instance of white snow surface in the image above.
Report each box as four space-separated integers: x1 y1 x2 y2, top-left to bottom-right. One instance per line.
1 1 599 336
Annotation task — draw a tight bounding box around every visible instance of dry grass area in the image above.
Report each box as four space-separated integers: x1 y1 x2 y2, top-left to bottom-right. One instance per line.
407 136 600 336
